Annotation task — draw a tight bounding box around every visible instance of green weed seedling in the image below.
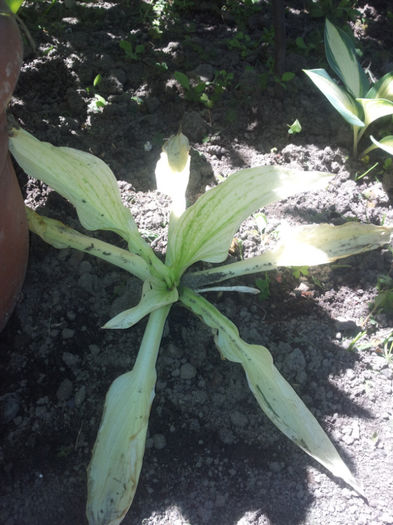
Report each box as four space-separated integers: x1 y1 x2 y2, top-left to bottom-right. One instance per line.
288 118 302 135
255 273 270 301
8 124 393 525
174 71 215 108
304 19 393 157
306 0 360 22
119 39 145 61
373 275 393 314
292 265 309 279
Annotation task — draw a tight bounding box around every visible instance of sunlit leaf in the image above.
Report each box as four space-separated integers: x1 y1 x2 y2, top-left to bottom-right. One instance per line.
366 72 393 101
324 18 369 97
4 0 23 13
155 132 190 217
369 135 393 156
166 165 333 276
9 127 137 240
356 97 393 128
182 222 393 288
87 307 170 525
304 68 365 127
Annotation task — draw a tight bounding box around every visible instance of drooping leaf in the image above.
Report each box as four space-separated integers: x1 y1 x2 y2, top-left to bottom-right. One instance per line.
87 369 154 525
166 165 333 276
87 307 170 525
103 280 178 329
324 18 369 98
180 287 364 496
366 72 393 101
182 222 393 288
304 68 365 127
26 207 153 283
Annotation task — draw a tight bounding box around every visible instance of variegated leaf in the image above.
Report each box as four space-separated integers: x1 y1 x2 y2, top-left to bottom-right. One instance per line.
87 307 170 525
182 222 392 288
304 68 364 127
103 280 178 329
366 72 393 101
9 126 138 241
324 18 369 97
167 165 333 276
180 287 364 496
26 207 153 283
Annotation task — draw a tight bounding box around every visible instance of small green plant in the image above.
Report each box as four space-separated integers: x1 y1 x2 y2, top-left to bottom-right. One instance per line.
8 125 393 524
381 333 393 363
304 19 393 157
255 273 270 300
119 40 145 61
292 265 309 279
306 0 360 21
373 275 393 314
295 36 316 56
174 71 217 108
226 30 259 58
288 118 302 135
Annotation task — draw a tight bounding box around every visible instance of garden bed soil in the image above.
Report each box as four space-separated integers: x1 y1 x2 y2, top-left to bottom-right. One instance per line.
1 2 393 525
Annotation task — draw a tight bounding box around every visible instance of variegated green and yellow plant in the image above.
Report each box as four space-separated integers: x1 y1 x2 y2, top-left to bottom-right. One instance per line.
304 19 393 157
8 124 392 525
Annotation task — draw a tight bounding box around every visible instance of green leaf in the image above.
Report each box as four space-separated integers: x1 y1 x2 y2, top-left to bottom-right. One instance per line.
93 74 102 87
103 280 178 329
356 97 393 129
174 71 190 90
324 18 369 97
366 72 393 101
180 287 364 496
288 119 302 134
166 166 333 276
281 71 295 82
369 135 393 156
304 68 365 127
182 222 393 288
4 0 23 13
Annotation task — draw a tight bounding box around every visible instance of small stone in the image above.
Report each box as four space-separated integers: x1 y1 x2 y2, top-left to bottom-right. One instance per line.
89 344 100 356
180 362 197 380
62 328 75 340
230 411 248 428
75 386 86 407
56 379 73 401
62 352 80 368
268 461 282 473
153 433 167 449
0 393 20 423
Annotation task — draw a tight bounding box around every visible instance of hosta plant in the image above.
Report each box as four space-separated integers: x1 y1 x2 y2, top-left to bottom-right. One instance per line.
8 124 393 525
304 19 393 157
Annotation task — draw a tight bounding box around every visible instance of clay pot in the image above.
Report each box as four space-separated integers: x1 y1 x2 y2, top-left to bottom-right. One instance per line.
0 2 28 331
